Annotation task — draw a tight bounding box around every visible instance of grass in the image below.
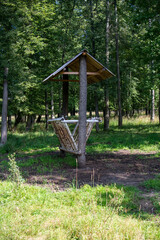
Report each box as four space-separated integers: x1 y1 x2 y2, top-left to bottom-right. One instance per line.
0 154 76 178
0 116 160 239
1 116 160 156
143 175 160 191
0 181 160 240
142 175 160 214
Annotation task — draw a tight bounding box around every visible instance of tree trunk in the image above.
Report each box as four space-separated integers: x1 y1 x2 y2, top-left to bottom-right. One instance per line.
90 0 99 131
45 90 48 130
8 115 12 131
115 0 122 127
104 0 110 131
14 112 23 128
95 92 99 132
151 89 155 121
51 85 55 119
62 67 69 118
26 114 36 131
78 54 87 168
159 87 160 124
89 0 96 57
1 67 9 145
36 115 41 123
58 82 62 117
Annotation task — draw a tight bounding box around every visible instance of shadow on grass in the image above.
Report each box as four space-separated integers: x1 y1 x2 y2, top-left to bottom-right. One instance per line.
0 132 59 154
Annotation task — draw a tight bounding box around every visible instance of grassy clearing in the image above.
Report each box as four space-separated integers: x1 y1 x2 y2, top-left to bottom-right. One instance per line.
0 181 160 240
87 116 160 153
0 116 160 239
0 116 160 156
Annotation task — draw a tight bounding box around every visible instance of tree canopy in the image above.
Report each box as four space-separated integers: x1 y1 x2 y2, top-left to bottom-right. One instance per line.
0 0 159 127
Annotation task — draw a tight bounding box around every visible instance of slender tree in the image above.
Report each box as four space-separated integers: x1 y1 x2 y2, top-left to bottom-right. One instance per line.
1 67 9 145
114 0 122 127
104 0 110 130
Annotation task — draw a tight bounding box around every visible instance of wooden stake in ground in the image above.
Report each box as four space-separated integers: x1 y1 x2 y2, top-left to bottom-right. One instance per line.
1 67 9 145
78 54 87 168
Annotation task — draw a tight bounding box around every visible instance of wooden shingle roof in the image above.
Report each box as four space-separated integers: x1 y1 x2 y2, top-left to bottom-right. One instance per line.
43 50 114 84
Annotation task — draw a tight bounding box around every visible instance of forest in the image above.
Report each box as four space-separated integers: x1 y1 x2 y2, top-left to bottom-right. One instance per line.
0 0 160 239
0 0 159 130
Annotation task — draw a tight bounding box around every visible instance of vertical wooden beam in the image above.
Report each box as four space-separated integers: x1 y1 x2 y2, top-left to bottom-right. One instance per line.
78 54 87 168
62 67 69 118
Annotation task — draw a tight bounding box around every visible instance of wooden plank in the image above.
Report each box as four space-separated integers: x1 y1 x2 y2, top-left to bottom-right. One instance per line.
51 121 78 152
59 147 81 155
62 71 101 76
49 79 79 82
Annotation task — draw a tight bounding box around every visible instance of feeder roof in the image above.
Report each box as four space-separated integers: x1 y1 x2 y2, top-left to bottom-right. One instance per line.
43 49 114 84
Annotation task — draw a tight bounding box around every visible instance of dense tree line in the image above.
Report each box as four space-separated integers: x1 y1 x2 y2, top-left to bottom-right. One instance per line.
0 0 159 138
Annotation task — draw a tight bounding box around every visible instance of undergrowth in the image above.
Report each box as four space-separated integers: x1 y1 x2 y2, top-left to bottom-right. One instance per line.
7 154 24 185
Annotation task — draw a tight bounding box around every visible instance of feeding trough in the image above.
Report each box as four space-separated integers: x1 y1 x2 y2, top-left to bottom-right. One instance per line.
48 117 100 155
43 50 114 167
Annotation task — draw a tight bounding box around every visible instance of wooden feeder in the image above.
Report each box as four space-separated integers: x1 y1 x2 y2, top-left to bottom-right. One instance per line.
43 50 114 168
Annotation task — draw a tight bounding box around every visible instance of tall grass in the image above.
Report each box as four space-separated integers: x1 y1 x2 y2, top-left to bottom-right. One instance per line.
0 181 160 240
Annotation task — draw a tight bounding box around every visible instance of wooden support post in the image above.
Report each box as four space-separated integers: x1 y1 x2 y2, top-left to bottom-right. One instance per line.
62 67 69 118
78 54 87 168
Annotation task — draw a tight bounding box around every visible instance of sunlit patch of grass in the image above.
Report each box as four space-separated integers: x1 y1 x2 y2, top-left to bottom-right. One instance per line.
0 182 160 240
86 116 160 153
142 175 160 191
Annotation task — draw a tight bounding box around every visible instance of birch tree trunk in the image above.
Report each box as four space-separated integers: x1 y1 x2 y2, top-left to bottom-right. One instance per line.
151 89 155 121
45 90 48 130
51 85 55 119
62 67 69 118
95 92 99 132
115 0 122 127
104 0 110 131
1 67 9 145
89 0 99 131
78 54 87 168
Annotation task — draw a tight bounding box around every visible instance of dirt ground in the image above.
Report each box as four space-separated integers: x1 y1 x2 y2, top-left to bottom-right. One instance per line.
1 150 160 213
1 150 160 189
26 150 159 188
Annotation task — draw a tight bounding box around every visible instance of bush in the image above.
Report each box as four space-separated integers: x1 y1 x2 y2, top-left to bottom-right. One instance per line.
8 153 24 185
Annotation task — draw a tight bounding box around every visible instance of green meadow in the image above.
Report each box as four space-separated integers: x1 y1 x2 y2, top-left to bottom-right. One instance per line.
0 116 160 239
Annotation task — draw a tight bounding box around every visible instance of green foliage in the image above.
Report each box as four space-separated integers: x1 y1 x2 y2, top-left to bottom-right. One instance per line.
0 0 159 121
7 153 24 185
